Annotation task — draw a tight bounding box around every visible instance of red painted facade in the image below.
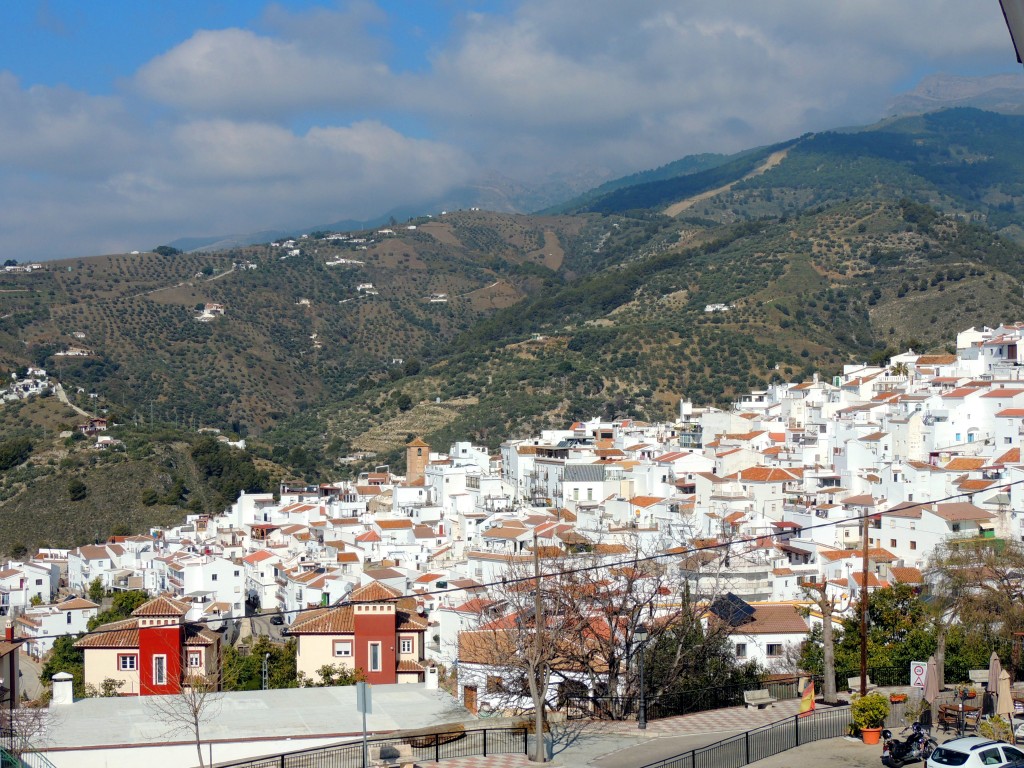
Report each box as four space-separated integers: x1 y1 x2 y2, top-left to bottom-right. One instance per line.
138 620 183 695
353 604 398 684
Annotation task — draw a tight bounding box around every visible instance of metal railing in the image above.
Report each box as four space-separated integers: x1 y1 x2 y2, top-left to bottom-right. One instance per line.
564 664 973 724
640 704 858 768
217 726 528 768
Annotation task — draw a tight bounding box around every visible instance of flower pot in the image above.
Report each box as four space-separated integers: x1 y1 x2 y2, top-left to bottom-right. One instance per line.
890 694 908 703
861 727 883 745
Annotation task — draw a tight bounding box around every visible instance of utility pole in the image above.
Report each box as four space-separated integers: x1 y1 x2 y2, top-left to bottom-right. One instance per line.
860 512 869 696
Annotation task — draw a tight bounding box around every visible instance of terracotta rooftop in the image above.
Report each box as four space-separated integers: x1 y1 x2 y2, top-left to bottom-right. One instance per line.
734 604 808 635
132 595 190 618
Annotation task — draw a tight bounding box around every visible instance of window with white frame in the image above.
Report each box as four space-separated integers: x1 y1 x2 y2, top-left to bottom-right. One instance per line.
369 642 382 672
735 643 747 658
188 651 202 668
153 655 167 685
333 640 353 657
766 643 783 658
118 654 138 671
400 637 413 654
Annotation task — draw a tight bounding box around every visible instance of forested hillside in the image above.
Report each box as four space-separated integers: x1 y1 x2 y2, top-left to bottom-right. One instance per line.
4 108 1024 552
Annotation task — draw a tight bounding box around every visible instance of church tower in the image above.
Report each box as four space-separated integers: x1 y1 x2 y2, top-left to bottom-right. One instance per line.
405 437 429 485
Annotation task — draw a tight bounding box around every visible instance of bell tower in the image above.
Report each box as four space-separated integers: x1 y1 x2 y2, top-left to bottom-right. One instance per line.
406 437 429 485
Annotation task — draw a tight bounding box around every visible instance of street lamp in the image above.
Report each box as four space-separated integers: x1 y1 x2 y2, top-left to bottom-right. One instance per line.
635 624 649 730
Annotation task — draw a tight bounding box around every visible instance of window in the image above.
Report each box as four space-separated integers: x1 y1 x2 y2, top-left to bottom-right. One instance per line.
35 579 42 586
188 651 202 668
1006 437 1013 445
118 654 138 671
978 748 1001 765
369 642 382 672
910 541 917 551
400 638 413 654
153 655 167 685
333 640 353 657
890 539 897 548
735 643 747 658
234 570 240 577
766 643 783 658
211 574 218 581
486 675 505 693
66 612 72 624
1004 747 1024 762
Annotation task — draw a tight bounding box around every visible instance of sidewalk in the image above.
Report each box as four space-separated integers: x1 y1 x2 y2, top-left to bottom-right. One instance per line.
436 699 808 767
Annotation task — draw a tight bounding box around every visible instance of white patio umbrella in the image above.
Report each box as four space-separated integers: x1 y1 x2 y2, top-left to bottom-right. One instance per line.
989 651 1003 717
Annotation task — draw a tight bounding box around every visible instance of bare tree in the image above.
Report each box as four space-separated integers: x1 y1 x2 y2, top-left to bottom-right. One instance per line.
147 674 223 768
0 705 56 761
799 580 842 704
458 541 585 762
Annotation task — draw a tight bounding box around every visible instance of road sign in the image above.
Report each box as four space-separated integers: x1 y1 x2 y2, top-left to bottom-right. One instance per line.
357 681 372 714
911 661 927 688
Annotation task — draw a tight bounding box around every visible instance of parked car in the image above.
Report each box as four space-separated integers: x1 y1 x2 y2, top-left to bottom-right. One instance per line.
269 614 284 625
927 737 1024 767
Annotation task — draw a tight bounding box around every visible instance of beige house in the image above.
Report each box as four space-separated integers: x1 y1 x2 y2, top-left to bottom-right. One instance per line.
287 582 428 685
74 596 220 695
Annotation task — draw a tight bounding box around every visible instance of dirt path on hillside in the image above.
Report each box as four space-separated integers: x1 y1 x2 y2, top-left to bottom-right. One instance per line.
663 148 790 217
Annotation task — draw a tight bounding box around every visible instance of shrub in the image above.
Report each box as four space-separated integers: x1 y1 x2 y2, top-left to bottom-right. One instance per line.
68 478 88 501
851 692 889 730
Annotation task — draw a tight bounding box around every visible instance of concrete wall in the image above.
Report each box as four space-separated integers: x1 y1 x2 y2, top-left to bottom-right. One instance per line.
41 734 355 768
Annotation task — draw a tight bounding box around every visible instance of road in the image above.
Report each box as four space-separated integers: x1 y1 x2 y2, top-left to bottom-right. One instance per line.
19 653 44 701
54 382 91 418
247 611 289 643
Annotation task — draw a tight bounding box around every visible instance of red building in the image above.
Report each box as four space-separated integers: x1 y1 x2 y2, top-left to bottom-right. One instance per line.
288 582 428 685
75 595 221 696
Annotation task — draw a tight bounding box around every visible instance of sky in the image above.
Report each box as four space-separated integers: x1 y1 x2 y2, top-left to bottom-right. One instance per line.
0 1 1021 261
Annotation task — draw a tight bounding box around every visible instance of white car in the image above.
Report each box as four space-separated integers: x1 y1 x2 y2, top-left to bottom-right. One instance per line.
927 737 1024 767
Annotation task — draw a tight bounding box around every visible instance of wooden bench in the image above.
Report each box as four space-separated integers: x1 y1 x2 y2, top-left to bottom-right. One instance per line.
743 689 778 709
369 743 416 768
848 676 878 693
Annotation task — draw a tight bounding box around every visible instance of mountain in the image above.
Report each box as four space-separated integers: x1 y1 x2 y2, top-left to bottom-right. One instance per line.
887 73 1024 117
4 108 1024 554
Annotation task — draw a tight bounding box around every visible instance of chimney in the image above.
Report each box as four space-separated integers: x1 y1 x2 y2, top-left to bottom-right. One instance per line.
3 619 12 642
50 672 75 707
424 664 439 691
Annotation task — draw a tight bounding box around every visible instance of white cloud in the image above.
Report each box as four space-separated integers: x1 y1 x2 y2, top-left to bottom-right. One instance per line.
0 0 1019 261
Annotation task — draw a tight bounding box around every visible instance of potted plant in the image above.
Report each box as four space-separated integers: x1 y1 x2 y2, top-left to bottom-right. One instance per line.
851 692 890 745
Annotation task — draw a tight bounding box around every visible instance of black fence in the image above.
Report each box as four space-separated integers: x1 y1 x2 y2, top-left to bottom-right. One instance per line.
217 727 527 768
639 704 865 768
565 664 973 724
564 673 811 722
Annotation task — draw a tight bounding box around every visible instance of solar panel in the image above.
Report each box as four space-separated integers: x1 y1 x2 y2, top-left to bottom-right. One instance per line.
710 592 756 626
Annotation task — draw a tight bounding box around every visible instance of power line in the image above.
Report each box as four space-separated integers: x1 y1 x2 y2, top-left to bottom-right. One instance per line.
22 479 1023 649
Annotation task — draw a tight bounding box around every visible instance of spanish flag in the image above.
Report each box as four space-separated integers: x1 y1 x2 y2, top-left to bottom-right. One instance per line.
799 681 816 718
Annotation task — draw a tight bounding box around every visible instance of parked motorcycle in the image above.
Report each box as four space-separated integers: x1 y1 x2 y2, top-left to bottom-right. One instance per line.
881 722 938 767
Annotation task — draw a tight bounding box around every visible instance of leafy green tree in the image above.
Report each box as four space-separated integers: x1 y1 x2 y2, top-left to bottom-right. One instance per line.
41 635 86 697
0 436 33 471
68 478 88 501
222 636 299 691
88 590 149 630
88 577 104 602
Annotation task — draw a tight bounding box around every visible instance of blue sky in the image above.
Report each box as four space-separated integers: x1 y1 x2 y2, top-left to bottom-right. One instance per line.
0 1 1021 260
